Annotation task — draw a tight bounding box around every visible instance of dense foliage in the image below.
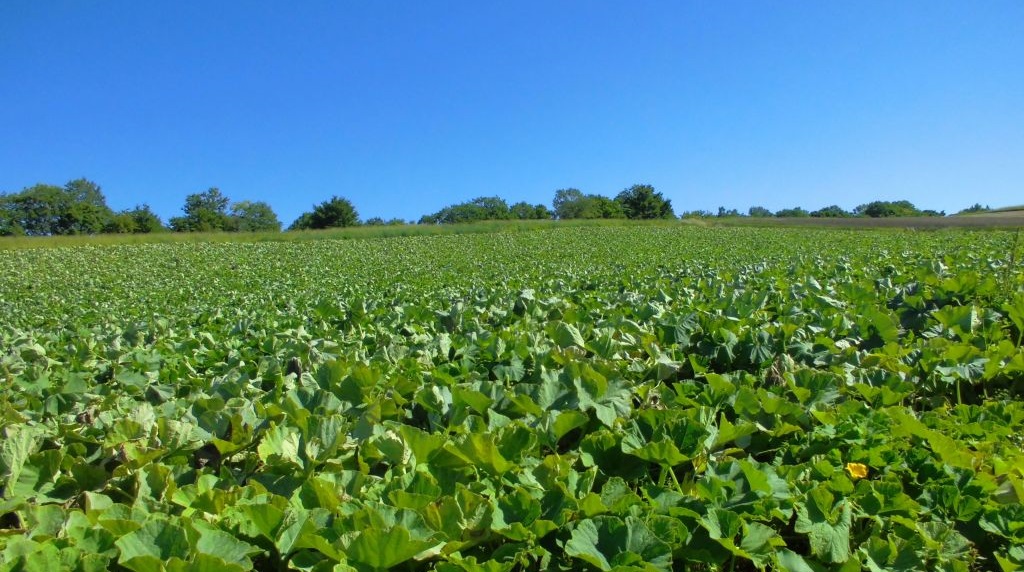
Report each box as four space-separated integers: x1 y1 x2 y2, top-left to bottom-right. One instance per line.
958 204 991 215
810 205 852 218
419 197 552 224
290 197 360 231
553 189 625 220
1 226 1022 571
854 201 944 218
104 205 168 234
230 202 283 233
0 180 165 236
614 185 674 220
169 189 282 233
772 207 810 218
553 186 673 221
169 188 235 232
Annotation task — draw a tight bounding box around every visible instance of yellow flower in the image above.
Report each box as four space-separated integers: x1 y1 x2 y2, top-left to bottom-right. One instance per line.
845 462 869 479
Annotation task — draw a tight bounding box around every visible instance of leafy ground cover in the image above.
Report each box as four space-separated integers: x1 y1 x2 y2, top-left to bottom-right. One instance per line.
2 215 1022 252
1 226 1022 571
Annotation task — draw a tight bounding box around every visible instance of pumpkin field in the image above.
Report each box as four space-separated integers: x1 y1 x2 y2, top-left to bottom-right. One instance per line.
1 225 1022 571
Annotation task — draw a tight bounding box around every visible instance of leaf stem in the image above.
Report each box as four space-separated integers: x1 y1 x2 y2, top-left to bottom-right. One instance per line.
667 464 685 495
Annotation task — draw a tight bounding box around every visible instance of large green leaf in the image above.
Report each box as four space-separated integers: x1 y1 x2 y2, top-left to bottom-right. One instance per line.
346 526 436 570
115 520 191 569
621 410 706 466
552 322 587 349
0 424 46 499
795 487 852 564
257 424 304 469
193 522 260 568
565 516 672 571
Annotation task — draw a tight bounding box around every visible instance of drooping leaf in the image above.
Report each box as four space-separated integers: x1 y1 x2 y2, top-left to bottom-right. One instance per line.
115 520 191 568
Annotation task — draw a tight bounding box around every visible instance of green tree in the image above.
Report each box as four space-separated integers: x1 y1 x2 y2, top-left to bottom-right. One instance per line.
290 196 359 230
553 188 587 219
0 194 24 235
615 184 674 219
854 200 921 218
510 201 552 220
591 196 625 218
231 200 281 232
419 196 512 224
748 206 773 217
125 204 166 233
365 217 409 226
423 203 474 224
290 212 315 229
103 204 166 233
170 188 234 231
6 184 70 235
810 205 851 218
103 213 138 233
0 179 116 236
775 207 810 217
957 203 990 215
61 178 114 234
552 189 625 219
470 196 512 220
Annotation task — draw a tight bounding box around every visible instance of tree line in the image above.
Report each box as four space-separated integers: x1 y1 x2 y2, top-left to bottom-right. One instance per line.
0 179 165 236
0 178 988 237
687 200 949 219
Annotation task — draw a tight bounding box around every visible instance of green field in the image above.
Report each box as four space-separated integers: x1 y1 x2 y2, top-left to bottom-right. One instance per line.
1 226 1023 571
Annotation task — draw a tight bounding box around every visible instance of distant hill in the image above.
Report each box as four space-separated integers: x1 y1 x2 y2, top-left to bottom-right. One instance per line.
988 205 1024 214
959 205 1024 217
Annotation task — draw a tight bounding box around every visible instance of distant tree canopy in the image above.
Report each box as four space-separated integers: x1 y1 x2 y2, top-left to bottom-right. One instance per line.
552 189 625 220
853 200 943 218
810 205 851 218
169 188 284 232
169 188 233 232
510 201 552 220
616 184 675 219
957 203 990 215
418 196 549 225
231 200 282 232
681 202 953 220
2 176 990 239
0 178 168 236
427 196 510 224
289 196 359 230
0 183 78 236
104 205 167 234
364 217 406 226
61 179 113 234
678 201 955 220
775 207 810 218
1 180 110 235
552 185 673 220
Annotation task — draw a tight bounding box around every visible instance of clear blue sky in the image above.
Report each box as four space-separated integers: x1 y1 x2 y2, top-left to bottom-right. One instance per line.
2 2 1021 225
